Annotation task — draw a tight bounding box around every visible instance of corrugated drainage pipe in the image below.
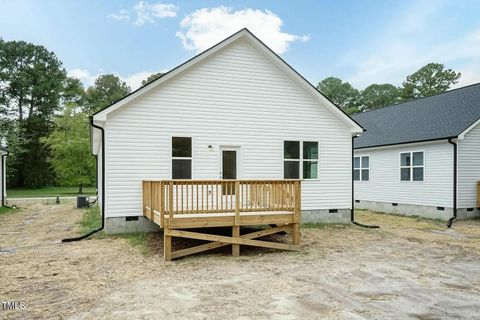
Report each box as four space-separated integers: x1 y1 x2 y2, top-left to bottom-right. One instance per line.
62 117 105 242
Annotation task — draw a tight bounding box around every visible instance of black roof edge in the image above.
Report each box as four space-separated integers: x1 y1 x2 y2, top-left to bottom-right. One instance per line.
0 146 8 153
354 136 457 150
91 28 364 131
352 82 480 117
92 28 250 117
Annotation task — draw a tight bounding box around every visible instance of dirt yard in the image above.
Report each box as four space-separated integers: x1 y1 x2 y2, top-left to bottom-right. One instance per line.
1 200 480 319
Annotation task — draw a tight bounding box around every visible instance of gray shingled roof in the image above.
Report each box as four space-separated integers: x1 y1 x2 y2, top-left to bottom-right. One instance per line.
352 83 480 149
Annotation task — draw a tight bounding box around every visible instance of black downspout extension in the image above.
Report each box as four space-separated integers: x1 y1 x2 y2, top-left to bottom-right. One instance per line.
1 153 8 207
447 138 457 228
351 136 379 229
62 117 105 242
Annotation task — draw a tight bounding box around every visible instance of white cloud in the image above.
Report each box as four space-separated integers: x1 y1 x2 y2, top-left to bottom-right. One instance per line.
107 9 130 21
108 1 178 25
176 6 309 54
341 1 480 89
68 69 169 90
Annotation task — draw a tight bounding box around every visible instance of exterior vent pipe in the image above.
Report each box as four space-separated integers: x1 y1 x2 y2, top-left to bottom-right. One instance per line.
62 117 105 242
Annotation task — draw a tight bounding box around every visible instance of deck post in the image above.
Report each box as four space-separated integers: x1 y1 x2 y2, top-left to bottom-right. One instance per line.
160 181 165 227
168 181 174 229
164 227 172 261
292 180 301 245
233 181 241 256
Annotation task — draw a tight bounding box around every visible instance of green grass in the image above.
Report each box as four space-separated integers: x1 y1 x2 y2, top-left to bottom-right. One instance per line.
0 206 17 215
115 232 151 256
8 186 96 198
78 205 102 233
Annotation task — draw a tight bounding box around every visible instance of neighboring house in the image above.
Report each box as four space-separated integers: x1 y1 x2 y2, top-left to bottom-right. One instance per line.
1 146 7 207
353 83 480 222
90 29 363 233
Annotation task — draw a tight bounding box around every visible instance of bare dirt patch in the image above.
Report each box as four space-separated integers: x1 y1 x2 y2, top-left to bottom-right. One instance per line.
1 202 480 319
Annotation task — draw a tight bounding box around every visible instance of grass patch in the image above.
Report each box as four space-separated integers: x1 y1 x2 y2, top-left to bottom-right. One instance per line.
115 232 151 256
0 206 16 215
78 205 102 234
8 186 96 198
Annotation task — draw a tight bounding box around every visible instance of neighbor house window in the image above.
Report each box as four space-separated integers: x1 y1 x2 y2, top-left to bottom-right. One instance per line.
354 156 369 181
172 137 192 179
283 141 318 179
400 151 424 181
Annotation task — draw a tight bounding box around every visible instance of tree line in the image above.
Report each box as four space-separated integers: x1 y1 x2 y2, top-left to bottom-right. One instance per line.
0 38 461 190
317 63 461 114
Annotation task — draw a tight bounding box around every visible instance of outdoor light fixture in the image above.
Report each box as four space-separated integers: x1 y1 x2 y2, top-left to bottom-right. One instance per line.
208 145 213 151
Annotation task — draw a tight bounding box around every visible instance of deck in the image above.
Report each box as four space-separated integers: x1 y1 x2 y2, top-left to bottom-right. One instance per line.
142 179 301 260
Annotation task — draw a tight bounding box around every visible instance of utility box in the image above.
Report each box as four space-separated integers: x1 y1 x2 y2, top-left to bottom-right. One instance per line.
77 196 89 208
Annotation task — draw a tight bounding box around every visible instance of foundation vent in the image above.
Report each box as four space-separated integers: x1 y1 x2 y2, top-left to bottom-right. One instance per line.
437 207 445 211
126 216 139 222
392 203 398 206
328 209 338 213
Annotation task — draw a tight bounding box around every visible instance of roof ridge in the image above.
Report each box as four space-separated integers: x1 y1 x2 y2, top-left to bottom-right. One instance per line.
353 82 480 117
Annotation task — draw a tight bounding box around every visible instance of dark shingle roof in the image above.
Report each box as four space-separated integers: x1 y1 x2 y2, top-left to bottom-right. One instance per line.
352 83 480 149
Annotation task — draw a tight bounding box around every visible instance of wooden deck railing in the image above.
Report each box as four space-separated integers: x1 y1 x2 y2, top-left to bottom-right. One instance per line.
142 179 301 227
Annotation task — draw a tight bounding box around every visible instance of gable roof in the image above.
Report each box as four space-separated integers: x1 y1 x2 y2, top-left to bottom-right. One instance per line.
352 83 480 149
92 28 363 133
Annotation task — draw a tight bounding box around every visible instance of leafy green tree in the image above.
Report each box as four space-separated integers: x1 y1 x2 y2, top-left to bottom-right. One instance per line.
141 72 164 86
360 84 401 111
401 63 461 100
317 77 361 114
0 39 68 187
41 105 95 193
84 74 131 113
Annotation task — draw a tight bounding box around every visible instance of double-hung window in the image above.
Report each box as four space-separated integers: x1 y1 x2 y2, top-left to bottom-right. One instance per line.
283 141 318 179
172 137 192 179
400 151 424 181
354 156 369 181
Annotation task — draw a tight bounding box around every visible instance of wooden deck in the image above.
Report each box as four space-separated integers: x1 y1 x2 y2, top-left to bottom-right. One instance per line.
142 179 301 260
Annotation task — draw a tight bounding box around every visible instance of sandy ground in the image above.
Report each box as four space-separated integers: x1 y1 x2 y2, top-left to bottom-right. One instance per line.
1 200 480 319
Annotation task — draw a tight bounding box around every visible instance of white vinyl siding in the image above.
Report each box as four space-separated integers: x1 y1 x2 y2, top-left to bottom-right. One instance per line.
458 123 480 208
102 39 353 218
0 151 5 201
354 141 453 207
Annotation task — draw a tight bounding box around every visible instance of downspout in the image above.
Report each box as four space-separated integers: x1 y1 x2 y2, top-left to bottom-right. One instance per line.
62 117 105 242
447 138 457 228
351 136 379 229
1 152 8 207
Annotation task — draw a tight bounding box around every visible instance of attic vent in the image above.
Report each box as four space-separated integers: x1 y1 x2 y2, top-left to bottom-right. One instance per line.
392 203 398 207
126 216 139 222
329 209 338 213
355 200 360 203
467 208 474 212
437 207 445 211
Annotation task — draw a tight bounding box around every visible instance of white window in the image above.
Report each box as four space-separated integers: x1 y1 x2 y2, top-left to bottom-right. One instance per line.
400 151 424 181
172 137 192 179
283 141 318 179
354 156 369 181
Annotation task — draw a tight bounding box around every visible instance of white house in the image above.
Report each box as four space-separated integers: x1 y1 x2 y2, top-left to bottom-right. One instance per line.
1 146 7 207
353 83 480 224
90 29 363 233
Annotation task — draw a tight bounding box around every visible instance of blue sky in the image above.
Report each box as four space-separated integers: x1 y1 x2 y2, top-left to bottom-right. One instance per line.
1 0 479 90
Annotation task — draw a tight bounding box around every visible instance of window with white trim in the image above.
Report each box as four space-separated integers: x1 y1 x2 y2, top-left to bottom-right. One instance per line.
172 137 192 179
400 151 424 181
354 156 369 181
283 141 318 179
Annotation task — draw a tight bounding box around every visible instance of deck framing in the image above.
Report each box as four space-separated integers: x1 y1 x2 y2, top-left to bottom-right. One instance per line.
143 179 301 260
